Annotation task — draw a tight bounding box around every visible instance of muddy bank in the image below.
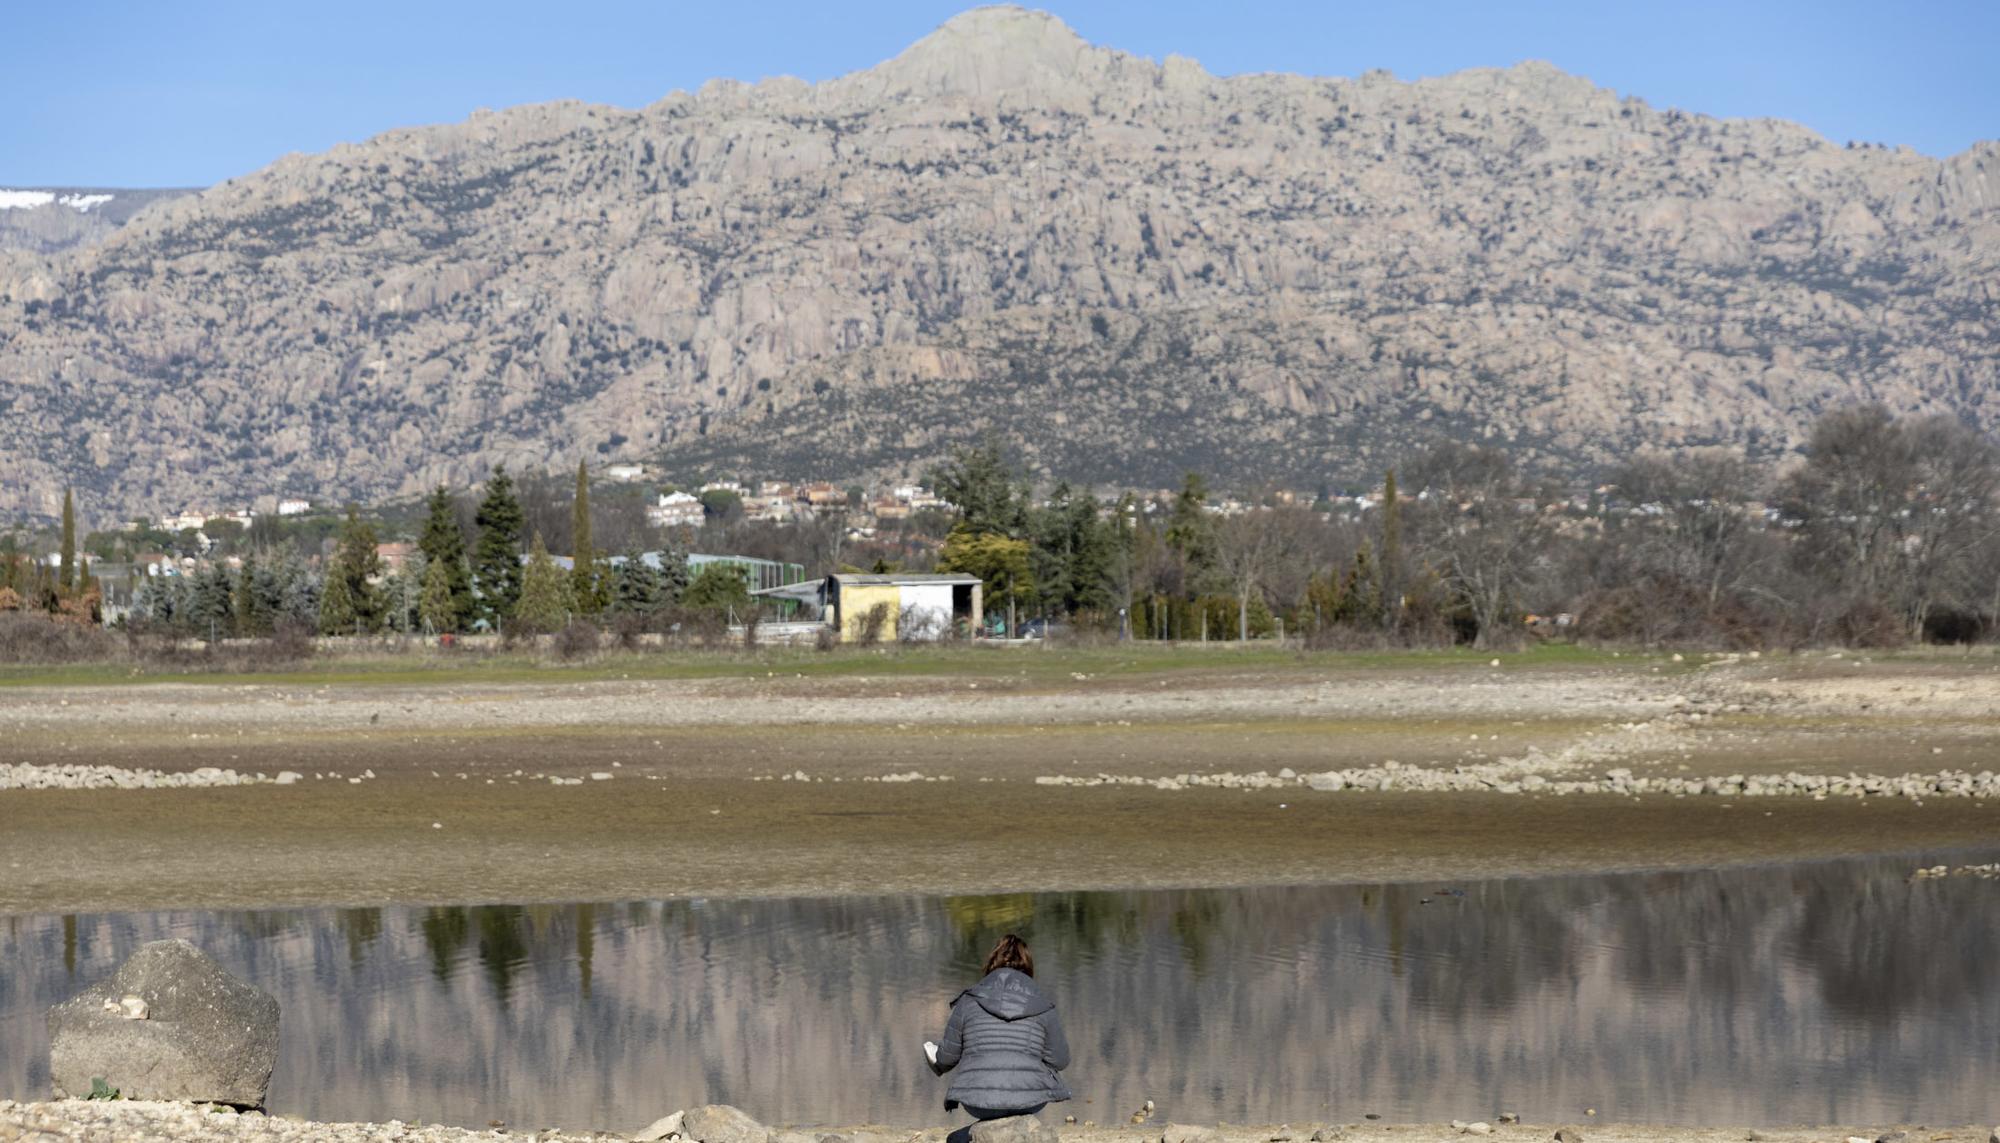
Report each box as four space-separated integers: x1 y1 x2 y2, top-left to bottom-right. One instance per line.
0 1102 1990 1143
3 657 1998 914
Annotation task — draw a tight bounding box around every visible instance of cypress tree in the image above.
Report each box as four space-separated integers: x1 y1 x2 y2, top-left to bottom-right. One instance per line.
1379 469 1403 631
570 461 598 613
417 486 473 632
58 487 76 594
473 466 524 629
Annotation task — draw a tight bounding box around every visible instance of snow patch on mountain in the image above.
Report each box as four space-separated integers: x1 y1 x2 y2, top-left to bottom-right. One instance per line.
0 190 116 212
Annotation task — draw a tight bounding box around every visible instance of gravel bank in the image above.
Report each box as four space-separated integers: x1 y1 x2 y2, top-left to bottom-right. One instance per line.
0 1102 1990 1143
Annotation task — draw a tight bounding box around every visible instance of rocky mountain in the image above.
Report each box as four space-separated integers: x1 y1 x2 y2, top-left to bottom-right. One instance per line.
2 6 1997 524
0 188 196 256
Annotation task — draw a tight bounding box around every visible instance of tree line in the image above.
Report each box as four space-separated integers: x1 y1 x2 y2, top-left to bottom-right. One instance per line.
15 402 2000 651
927 405 2000 649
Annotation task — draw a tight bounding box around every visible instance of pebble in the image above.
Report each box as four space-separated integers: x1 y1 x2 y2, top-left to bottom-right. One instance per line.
1033 762 2000 801
0 761 262 791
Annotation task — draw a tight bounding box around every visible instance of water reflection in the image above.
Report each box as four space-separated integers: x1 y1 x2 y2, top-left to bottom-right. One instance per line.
4 854 1997 1132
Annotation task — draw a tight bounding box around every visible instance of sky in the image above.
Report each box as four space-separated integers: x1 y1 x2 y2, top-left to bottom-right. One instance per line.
5 0 1996 188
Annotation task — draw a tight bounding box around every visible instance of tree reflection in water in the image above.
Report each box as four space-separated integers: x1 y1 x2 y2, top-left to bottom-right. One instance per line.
3 853 1996 1132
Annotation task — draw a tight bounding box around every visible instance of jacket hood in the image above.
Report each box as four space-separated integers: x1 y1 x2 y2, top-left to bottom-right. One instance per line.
960 968 1054 1020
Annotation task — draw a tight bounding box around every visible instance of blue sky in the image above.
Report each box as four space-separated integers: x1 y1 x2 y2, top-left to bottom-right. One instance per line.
5 0 1995 188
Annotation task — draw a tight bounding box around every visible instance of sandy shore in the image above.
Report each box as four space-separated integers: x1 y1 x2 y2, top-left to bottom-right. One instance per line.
1 1101 1991 1143
2 651 1998 914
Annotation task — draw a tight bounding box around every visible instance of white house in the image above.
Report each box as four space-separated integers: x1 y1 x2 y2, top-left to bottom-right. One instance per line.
604 463 646 482
277 498 312 516
647 490 704 528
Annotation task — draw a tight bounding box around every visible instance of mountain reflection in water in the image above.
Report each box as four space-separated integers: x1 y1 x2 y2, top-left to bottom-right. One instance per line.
4 855 1997 1131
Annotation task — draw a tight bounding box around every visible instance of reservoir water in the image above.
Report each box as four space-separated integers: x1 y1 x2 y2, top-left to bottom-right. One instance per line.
4 853 1997 1131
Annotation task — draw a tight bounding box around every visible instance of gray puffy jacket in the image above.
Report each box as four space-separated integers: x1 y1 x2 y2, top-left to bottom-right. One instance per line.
929 968 1073 1111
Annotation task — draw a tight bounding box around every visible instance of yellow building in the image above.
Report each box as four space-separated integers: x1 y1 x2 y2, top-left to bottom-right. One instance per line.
759 573 984 642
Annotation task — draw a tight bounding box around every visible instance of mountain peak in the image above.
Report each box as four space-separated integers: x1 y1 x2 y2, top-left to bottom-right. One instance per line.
847 5 1113 102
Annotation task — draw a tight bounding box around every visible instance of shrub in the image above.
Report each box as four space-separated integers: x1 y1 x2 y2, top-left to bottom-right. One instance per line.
857 603 893 647
0 612 116 664
553 619 600 661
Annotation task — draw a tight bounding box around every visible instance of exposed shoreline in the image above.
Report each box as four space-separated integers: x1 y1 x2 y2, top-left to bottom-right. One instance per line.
4 652 1999 915
2 1101 1992 1143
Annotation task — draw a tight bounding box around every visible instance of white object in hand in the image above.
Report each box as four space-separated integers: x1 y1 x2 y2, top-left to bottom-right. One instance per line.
924 1040 939 1065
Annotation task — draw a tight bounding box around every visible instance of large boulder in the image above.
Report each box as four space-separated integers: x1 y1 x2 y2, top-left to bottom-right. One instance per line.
47 939 280 1108
681 1104 772 1143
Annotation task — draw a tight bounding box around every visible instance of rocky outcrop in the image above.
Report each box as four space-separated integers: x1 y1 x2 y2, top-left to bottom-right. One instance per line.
1 7 1996 522
47 939 280 1108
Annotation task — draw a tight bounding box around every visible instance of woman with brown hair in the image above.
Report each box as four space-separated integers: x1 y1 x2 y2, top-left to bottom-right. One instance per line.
925 933 1073 1122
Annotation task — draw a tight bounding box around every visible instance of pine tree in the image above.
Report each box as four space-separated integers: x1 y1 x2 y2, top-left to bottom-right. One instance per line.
657 547 691 603
473 466 524 629
610 548 663 615
512 533 574 635
417 486 473 632
570 460 599 613
58 487 76 594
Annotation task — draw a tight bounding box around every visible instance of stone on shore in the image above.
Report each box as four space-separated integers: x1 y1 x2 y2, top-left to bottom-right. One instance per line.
682 1104 773 1143
47 939 279 1108
636 1110 686 1142
969 1115 1057 1143
1161 1126 1218 1143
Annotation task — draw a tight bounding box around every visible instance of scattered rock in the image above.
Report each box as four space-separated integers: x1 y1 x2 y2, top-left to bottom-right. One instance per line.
1160 1126 1217 1143
47 939 280 1108
681 1105 772 1143
1460 1125 1492 1136
1552 1131 1585 1143
1497 1113 1519 1125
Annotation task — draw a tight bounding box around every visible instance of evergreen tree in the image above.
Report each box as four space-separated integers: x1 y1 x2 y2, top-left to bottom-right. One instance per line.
419 556 458 635
268 545 318 630
928 436 1026 537
235 553 264 636
512 533 574 635
417 486 474 632
318 565 358 635
189 565 235 640
570 461 599 613
656 547 691 603
682 563 750 612
1379 469 1403 631
330 509 380 635
610 548 663 616
473 466 524 629
58 487 76 594
1165 472 1218 594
